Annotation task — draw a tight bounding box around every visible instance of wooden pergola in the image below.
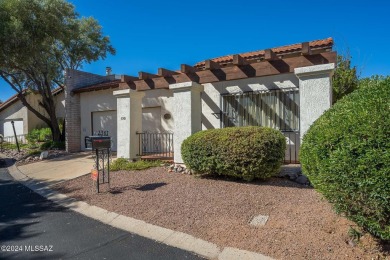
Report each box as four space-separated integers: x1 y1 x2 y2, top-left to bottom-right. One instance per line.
119 40 336 91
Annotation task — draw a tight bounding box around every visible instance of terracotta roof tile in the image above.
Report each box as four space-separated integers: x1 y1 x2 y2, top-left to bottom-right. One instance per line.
194 37 333 69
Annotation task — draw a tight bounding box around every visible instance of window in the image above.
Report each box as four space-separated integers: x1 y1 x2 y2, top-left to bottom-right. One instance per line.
221 88 299 131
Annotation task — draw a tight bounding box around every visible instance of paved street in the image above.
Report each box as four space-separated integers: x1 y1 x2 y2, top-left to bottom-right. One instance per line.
0 163 203 260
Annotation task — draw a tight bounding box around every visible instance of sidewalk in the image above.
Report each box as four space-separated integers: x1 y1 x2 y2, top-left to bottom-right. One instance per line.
17 152 95 186
5 153 273 260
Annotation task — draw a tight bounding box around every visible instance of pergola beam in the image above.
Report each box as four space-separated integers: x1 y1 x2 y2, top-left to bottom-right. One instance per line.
158 68 179 77
121 75 138 82
264 49 277 61
138 71 159 80
301 42 312 55
233 54 248 65
181 64 197 74
205 59 220 70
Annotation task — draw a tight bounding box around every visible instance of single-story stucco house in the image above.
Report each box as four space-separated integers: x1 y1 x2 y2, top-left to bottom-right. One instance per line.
0 87 65 142
65 37 336 164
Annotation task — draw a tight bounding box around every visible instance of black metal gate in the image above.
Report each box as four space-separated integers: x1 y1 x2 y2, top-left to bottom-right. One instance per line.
221 88 300 163
136 132 174 159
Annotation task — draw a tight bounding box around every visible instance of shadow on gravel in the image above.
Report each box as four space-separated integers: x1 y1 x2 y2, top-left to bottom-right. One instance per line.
108 182 168 194
197 174 313 189
136 182 167 191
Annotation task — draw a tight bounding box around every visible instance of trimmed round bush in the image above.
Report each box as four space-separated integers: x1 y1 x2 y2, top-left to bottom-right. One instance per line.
300 76 390 240
181 126 286 181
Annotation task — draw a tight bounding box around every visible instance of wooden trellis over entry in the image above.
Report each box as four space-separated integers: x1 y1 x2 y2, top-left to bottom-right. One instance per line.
112 39 336 92
72 38 336 95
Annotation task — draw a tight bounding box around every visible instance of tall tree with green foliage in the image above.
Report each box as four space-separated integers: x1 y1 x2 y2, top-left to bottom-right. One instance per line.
0 0 115 142
332 54 359 103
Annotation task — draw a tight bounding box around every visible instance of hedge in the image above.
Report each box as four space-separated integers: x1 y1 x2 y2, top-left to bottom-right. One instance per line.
181 126 286 181
300 76 390 240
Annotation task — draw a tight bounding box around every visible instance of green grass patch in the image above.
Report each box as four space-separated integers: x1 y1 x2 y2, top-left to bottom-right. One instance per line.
110 158 162 171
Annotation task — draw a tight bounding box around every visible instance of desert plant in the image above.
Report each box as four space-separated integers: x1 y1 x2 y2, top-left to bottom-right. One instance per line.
181 126 286 181
300 76 390 241
332 54 359 103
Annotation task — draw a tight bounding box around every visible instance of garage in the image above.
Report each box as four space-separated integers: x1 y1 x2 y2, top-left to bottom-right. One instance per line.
92 111 117 151
3 119 24 137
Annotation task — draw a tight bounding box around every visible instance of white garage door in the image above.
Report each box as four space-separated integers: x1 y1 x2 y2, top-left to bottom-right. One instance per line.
92 111 117 151
4 120 24 137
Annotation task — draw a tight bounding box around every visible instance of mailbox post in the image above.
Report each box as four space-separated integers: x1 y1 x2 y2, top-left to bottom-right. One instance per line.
89 136 111 193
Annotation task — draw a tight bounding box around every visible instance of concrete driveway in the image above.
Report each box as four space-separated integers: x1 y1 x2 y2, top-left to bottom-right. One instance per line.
17 152 95 186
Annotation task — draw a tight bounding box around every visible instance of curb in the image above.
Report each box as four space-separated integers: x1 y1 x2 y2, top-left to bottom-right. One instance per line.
6 160 273 260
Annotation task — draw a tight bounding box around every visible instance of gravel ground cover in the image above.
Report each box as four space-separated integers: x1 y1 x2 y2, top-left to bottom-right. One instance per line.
1 149 69 165
53 167 389 260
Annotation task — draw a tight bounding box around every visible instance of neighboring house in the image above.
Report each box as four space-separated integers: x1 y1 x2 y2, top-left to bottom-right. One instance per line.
0 87 65 142
65 37 336 164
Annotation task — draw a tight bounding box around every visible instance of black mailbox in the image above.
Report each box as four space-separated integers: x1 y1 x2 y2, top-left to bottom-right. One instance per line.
92 136 111 150
86 136 111 150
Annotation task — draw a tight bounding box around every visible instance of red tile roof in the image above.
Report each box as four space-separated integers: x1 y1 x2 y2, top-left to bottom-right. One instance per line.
194 37 333 69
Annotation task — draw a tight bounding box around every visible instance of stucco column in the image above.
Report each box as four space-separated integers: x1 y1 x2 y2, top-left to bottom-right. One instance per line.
295 63 335 140
169 82 204 164
113 89 145 159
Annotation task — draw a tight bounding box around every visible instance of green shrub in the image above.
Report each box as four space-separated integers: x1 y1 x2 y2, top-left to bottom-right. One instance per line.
40 141 65 150
26 128 40 143
300 76 390 241
181 126 286 181
38 128 52 141
26 127 52 143
109 158 162 171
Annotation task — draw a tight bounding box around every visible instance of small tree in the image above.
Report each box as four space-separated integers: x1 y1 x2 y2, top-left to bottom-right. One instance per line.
0 0 115 142
332 54 359 103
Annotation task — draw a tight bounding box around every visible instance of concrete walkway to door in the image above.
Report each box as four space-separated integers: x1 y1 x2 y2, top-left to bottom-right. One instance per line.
17 152 96 186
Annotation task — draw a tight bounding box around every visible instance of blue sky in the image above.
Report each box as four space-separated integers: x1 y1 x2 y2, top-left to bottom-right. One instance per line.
1 0 389 101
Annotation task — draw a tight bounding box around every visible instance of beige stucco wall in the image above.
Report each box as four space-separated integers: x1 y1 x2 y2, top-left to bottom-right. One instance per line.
80 89 117 149
0 91 66 136
142 89 174 132
27 94 51 132
0 100 29 135
201 73 299 130
27 92 66 132
79 88 175 151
